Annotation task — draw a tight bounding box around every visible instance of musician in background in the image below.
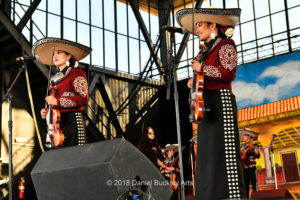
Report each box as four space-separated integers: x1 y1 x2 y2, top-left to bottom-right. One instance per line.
137 127 174 172
33 38 91 147
161 145 180 200
176 7 246 199
160 144 180 177
240 134 260 198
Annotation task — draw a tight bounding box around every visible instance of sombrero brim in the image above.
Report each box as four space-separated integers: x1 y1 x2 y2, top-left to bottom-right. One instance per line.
164 144 179 152
176 8 241 34
32 37 92 66
239 129 259 139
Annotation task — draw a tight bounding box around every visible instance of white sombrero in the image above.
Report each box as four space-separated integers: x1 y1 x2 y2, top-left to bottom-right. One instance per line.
239 129 259 139
176 8 241 34
32 37 92 66
163 144 179 153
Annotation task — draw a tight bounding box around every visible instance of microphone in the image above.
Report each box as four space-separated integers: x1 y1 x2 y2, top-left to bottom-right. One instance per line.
16 55 39 62
163 25 186 34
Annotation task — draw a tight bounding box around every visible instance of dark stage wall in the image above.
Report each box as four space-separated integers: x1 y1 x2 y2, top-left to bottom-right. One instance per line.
157 79 193 148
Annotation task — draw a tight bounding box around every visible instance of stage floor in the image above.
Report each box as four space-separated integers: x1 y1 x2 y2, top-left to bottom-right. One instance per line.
251 182 300 199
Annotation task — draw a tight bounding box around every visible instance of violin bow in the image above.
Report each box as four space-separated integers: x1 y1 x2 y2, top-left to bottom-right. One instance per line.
192 0 195 61
44 47 55 108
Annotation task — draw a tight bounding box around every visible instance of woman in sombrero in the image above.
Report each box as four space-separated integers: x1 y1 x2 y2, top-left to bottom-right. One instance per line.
33 37 91 147
176 8 246 199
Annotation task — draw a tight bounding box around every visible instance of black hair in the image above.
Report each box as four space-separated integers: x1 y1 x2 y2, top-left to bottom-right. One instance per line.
207 22 227 39
137 126 162 152
69 56 76 68
63 51 77 68
216 24 227 39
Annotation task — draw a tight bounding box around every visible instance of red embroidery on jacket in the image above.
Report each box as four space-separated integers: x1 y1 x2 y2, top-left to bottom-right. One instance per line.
60 97 76 107
74 76 88 97
203 65 222 78
62 92 75 97
219 44 237 71
52 68 88 112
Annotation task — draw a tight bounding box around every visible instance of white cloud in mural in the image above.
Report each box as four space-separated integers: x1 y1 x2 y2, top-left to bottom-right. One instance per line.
233 60 300 106
259 61 300 97
264 84 279 101
232 81 265 104
258 61 300 79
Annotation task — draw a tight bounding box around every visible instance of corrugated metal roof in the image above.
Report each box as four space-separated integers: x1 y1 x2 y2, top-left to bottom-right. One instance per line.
238 96 300 123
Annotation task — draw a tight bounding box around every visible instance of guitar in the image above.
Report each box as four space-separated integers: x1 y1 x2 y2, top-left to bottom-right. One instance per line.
189 44 206 123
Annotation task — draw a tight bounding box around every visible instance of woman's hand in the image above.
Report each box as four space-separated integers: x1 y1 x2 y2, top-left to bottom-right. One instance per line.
187 78 193 88
191 59 202 73
40 108 48 119
166 166 175 172
45 96 58 106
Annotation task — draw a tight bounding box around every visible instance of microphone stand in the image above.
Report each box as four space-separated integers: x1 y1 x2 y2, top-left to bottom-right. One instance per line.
189 139 196 196
270 135 278 190
1 62 27 200
166 29 186 200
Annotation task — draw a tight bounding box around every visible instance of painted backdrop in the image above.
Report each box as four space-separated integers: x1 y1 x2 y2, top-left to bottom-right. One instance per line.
233 50 300 109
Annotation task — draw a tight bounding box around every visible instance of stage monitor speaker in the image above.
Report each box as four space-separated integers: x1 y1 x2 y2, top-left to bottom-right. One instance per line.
250 189 295 199
31 138 172 200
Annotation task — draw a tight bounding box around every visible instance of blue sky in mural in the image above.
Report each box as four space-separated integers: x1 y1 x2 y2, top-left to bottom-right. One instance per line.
233 50 300 109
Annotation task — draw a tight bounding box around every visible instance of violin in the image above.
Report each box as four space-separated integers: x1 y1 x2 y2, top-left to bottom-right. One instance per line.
45 81 64 148
189 44 206 123
170 172 178 190
170 155 180 191
162 156 179 191
167 147 185 191
240 136 258 160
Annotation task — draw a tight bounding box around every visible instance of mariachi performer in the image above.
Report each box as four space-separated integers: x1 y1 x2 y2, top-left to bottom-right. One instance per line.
160 144 180 177
176 8 246 199
240 132 260 198
33 37 91 147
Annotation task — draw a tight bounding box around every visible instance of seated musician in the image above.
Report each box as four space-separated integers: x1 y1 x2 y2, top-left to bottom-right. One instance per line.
240 133 260 198
33 38 91 147
137 127 174 172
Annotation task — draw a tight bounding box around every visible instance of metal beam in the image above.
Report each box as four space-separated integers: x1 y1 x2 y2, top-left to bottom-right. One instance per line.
88 73 100 94
81 111 106 142
89 65 160 88
114 0 172 115
128 91 159 126
0 44 3 155
128 0 164 75
1 0 11 17
158 0 171 81
252 0 259 60
98 74 123 137
284 0 292 52
0 9 48 77
16 0 41 31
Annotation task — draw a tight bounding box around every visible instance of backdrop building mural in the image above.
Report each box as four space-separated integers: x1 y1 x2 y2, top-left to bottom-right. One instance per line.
235 50 300 198
233 50 300 109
